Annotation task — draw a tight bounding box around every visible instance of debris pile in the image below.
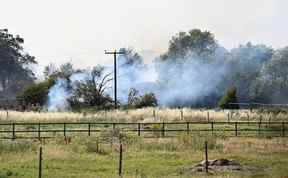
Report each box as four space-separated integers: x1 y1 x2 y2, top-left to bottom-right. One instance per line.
181 159 244 173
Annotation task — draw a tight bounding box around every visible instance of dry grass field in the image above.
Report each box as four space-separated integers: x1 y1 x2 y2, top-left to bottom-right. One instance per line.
0 108 287 177
0 108 286 123
0 134 288 178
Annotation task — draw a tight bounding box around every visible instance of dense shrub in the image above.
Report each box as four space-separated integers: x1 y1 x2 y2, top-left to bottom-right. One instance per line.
0 169 14 178
127 88 158 108
136 93 158 108
17 78 55 107
218 87 239 109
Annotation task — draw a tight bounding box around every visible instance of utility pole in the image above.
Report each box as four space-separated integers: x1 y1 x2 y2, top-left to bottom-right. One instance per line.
105 50 125 109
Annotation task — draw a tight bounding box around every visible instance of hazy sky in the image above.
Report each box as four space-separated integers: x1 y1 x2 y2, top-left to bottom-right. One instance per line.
1 0 288 70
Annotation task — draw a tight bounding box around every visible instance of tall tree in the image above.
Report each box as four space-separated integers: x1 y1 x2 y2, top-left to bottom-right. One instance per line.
43 62 81 81
119 48 143 67
251 47 288 103
160 29 218 60
43 63 58 79
70 66 113 108
155 29 224 107
0 29 37 98
156 29 219 81
226 42 274 102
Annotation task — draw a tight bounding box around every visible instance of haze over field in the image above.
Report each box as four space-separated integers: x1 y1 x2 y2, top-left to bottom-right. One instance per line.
1 0 288 109
1 0 288 71
1 2 288 177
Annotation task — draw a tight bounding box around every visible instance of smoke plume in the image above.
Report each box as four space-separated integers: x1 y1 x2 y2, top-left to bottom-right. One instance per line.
46 43 273 110
47 78 71 111
46 73 88 111
113 49 228 107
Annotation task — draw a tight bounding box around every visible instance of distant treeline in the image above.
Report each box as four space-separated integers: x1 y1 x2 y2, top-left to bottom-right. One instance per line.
1 28 288 109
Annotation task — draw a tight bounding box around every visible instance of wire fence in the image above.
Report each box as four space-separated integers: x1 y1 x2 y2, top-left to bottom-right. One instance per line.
0 121 286 139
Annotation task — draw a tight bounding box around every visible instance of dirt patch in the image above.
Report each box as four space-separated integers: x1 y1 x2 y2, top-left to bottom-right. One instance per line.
180 158 259 174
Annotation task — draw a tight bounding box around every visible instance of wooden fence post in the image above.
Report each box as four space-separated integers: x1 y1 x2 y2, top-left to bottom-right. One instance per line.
161 122 165 137
205 141 208 173
119 144 123 176
137 123 141 136
211 122 214 136
12 123 15 140
258 121 261 136
282 122 285 137
63 123 66 137
113 123 116 132
235 122 238 137
268 115 271 128
38 123 41 140
96 137 99 153
6 109 9 119
227 113 230 123
186 122 190 135
39 146 42 178
180 109 183 120
88 123 91 136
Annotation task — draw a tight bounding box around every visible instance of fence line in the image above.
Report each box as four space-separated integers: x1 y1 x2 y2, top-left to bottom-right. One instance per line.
0 121 286 139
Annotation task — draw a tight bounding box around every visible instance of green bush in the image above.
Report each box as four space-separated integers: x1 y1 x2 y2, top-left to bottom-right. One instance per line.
17 78 55 107
127 88 158 108
218 87 239 109
135 93 158 108
0 169 14 178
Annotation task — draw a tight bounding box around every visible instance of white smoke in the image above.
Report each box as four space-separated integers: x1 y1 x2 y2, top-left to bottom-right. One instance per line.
46 73 89 111
116 55 158 103
69 73 88 83
47 78 71 112
158 58 227 106
46 53 228 110
114 52 228 107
